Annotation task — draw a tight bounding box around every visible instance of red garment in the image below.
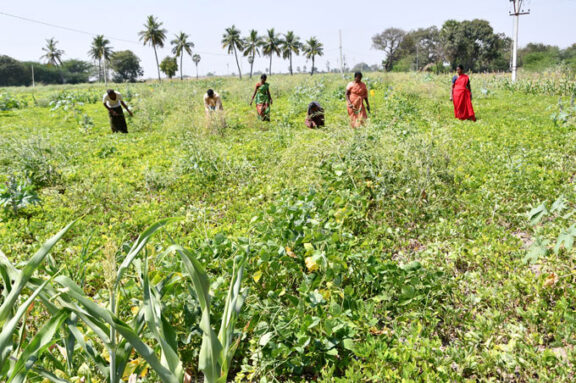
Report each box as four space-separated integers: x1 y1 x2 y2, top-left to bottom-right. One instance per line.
452 74 476 121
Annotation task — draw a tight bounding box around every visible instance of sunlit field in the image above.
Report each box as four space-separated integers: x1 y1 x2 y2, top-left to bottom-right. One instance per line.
1 72 576 382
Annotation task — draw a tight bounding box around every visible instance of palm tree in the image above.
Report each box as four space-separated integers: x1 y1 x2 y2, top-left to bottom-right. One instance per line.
88 35 113 83
282 31 301 76
138 15 167 81
192 54 201 79
222 25 244 79
261 29 282 75
171 32 194 80
41 38 64 66
303 37 324 76
243 30 262 79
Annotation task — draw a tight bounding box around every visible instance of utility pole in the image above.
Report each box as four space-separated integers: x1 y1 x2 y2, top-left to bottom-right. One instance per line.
31 64 35 87
104 58 108 86
339 30 344 74
510 0 530 82
416 43 419 72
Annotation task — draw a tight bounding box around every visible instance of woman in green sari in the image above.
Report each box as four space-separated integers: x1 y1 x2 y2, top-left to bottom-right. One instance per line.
250 74 272 121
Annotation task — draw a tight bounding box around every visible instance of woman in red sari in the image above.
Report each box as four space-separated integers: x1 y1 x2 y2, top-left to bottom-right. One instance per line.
346 72 371 128
451 65 476 121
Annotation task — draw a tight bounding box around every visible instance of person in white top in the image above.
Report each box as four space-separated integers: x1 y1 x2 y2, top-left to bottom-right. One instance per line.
103 89 133 133
203 89 226 128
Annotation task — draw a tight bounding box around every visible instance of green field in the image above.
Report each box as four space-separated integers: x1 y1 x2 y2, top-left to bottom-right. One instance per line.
1 72 576 382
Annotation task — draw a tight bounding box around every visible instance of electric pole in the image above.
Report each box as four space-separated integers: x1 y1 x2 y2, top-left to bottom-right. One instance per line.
31 65 35 87
339 30 344 74
510 0 530 82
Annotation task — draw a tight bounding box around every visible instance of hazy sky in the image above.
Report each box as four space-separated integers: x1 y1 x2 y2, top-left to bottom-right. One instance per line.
1 0 575 78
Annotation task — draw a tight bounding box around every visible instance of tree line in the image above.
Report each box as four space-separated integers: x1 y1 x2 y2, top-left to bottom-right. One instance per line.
372 19 576 73
1 17 575 87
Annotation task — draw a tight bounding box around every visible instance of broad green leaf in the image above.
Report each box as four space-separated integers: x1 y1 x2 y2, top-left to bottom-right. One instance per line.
116 218 177 287
0 221 75 327
259 332 274 347
551 196 567 213
142 258 184 381
8 310 69 382
55 276 179 383
168 244 222 383
554 224 576 254
528 203 548 226
523 238 549 264
0 279 50 368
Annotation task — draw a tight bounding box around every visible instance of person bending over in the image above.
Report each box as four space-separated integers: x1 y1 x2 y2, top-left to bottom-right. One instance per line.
103 89 133 133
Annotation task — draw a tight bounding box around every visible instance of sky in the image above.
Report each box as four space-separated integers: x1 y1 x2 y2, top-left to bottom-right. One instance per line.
0 0 575 79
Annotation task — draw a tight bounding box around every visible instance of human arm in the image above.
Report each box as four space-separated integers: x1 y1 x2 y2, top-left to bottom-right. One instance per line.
267 88 273 105
346 87 353 109
250 84 259 105
467 79 472 100
103 102 118 116
121 101 134 117
365 95 371 113
216 96 223 111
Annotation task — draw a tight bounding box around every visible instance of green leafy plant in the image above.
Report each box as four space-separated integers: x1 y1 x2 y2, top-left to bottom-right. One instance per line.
0 176 41 215
0 222 75 382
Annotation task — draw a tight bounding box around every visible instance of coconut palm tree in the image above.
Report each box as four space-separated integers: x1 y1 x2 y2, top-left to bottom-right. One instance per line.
243 30 262 79
222 25 244 79
261 29 282 75
88 35 113 83
192 54 201 79
303 37 324 76
41 38 64 66
171 32 194 80
282 31 301 76
138 15 167 81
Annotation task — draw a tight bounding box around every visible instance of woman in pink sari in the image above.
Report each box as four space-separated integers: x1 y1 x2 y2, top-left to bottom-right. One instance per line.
346 72 371 128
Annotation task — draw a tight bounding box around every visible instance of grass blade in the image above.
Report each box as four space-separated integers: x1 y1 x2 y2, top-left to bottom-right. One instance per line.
0 279 50 368
8 310 69 382
115 218 177 288
55 276 180 383
0 221 75 326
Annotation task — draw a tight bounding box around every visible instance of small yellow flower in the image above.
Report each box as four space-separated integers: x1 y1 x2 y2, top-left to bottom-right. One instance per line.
305 257 319 272
370 89 375 97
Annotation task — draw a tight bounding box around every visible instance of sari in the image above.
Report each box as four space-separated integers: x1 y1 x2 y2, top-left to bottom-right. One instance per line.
452 74 476 121
108 107 128 133
255 82 271 121
347 81 368 128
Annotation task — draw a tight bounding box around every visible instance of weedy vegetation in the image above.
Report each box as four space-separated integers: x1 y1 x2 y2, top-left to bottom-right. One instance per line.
1 71 575 382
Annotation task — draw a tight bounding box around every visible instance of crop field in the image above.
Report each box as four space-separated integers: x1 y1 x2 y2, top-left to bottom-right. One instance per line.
1 72 576 382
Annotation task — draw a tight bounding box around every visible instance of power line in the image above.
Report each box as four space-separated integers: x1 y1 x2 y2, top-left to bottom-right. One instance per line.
0 10 233 58
0 11 139 45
